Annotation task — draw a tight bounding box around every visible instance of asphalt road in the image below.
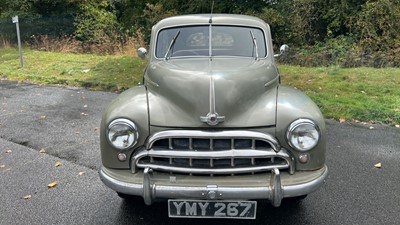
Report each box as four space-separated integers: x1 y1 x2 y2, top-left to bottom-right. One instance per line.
1 80 399 225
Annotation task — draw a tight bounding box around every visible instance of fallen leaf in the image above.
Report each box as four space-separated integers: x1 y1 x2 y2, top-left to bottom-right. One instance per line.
47 181 58 188
94 127 100 132
39 148 46 153
5 150 12 153
24 195 32 200
78 172 85 176
339 118 346 123
55 162 62 167
374 163 382 168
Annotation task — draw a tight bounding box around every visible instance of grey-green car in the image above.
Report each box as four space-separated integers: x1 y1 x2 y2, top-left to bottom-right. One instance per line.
99 14 327 219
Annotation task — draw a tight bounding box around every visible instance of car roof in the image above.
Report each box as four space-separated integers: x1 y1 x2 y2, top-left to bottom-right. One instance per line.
153 14 268 30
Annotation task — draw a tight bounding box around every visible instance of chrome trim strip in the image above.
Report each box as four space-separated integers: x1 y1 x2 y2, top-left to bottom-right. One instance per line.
200 73 225 126
146 130 281 152
132 148 293 174
138 149 287 159
137 163 289 175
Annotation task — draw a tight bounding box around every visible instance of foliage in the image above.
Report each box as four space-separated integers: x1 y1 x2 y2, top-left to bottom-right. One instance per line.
288 0 325 45
1 0 400 67
0 0 77 42
74 0 123 45
351 0 400 52
141 3 178 43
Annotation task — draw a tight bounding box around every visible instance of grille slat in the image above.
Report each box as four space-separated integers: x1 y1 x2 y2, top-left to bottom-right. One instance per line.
168 138 173 150
133 130 294 175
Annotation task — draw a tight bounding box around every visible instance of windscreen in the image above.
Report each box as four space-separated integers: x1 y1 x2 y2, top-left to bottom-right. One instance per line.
156 25 267 58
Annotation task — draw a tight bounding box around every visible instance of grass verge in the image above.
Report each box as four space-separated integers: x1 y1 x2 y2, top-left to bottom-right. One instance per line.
1 48 399 125
280 66 400 125
0 48 146 91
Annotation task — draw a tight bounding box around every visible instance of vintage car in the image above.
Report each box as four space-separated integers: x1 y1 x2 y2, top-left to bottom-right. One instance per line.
99 14 327 219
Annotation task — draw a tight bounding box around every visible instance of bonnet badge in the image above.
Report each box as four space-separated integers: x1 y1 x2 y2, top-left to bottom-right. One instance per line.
200 112 225 126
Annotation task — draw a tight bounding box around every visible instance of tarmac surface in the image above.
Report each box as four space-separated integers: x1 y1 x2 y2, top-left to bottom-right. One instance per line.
1 80 399 225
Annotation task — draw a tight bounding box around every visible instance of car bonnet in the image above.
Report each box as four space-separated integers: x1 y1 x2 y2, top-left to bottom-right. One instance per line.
145 58 278 128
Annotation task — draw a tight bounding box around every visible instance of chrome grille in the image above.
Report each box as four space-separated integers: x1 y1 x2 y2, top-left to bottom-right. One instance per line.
132 130 294 175
151 137 273 151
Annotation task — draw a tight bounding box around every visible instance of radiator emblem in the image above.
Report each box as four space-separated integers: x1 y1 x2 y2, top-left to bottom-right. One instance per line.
200 112 225 126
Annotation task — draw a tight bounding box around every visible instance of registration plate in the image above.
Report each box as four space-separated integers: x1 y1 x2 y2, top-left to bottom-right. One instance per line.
168 200 257 219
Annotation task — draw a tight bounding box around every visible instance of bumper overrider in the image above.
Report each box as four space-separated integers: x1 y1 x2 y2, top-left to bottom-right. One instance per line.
99 130 327 207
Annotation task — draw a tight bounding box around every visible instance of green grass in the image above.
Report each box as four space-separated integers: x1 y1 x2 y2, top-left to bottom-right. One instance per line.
280 66 400 125
1 48 399 125
0 48 146 91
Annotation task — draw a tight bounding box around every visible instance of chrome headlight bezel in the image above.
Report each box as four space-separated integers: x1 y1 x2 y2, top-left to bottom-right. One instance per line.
286 119 320 152
107 119 139 150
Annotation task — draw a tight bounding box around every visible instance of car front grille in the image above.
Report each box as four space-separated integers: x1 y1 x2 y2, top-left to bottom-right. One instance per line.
131 130 294 176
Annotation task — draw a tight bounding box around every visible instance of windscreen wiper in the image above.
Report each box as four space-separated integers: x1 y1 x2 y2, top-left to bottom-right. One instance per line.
250 30 259 60
164 30 181 60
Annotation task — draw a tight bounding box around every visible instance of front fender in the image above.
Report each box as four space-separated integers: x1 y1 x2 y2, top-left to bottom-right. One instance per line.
100 86 149 169
276 85 326 170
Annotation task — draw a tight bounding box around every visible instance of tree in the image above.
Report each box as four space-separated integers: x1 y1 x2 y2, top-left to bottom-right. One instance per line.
74 0 122 44
351 0 400 52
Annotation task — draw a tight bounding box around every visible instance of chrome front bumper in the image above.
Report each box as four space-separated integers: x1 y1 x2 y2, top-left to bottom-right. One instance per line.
99 165 328 207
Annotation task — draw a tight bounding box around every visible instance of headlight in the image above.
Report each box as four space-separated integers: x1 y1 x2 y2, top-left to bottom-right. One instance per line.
286 119 320 151
107 119 138 150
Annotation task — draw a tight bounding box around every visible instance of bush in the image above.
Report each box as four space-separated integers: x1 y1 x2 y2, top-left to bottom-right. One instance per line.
278 35 400 68
74 1 123 45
